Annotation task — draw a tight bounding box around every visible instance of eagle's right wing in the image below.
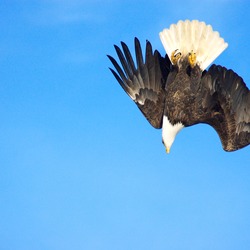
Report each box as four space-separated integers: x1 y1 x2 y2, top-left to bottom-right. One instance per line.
108 38 171 129
198 64 250 151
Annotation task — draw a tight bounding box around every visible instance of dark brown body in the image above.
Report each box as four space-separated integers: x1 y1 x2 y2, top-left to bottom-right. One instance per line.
109 38 250 152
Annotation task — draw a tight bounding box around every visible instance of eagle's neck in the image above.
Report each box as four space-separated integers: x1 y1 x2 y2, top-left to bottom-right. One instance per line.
162 115 184 152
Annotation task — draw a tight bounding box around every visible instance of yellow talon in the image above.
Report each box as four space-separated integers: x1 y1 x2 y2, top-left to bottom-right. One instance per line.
188 50 197 68
171 49 182 65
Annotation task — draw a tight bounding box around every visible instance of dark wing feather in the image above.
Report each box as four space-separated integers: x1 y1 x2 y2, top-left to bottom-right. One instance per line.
108 38 171 128
198 64 250 151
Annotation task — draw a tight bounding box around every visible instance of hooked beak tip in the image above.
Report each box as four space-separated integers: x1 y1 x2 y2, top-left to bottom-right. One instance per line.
166 147 170 154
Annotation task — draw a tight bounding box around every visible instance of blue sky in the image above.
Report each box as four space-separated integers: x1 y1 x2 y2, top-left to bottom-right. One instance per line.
1 0 250 249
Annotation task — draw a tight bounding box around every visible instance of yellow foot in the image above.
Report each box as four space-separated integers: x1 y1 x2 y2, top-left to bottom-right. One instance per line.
188 50 197 68
171 49 181 65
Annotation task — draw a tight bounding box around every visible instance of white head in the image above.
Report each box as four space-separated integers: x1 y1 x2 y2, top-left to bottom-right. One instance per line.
162 115 184 153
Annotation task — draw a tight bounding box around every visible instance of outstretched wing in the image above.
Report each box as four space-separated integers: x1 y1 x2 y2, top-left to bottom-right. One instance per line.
108 38 171 128
197 64 250 151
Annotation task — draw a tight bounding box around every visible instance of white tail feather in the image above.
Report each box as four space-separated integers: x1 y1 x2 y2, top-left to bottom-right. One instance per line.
159 20 228 70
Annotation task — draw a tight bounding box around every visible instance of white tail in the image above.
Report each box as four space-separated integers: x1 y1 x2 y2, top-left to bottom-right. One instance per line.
159 20 228 70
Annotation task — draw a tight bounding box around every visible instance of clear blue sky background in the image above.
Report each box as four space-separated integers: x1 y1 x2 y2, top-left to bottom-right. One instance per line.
1 1 250 249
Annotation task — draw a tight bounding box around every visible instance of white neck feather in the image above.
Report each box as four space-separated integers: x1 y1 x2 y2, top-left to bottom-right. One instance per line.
162 115 184 151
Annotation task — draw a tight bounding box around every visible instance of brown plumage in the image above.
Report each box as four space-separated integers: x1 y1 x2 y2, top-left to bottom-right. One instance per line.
108 37 250 152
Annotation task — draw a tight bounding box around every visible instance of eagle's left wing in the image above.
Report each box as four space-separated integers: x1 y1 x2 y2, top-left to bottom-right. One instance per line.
108 38 171 129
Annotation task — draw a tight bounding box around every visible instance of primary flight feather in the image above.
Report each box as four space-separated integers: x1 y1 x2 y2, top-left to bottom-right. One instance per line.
108 20 250 153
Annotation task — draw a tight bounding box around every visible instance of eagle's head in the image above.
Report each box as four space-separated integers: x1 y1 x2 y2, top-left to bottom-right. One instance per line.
162 115 184 153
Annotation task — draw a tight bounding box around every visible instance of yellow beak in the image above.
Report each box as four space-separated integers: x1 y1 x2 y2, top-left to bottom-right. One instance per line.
166 147 170 154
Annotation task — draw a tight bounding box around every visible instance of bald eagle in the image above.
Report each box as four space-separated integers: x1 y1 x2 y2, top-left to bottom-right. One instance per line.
108 20 250 153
